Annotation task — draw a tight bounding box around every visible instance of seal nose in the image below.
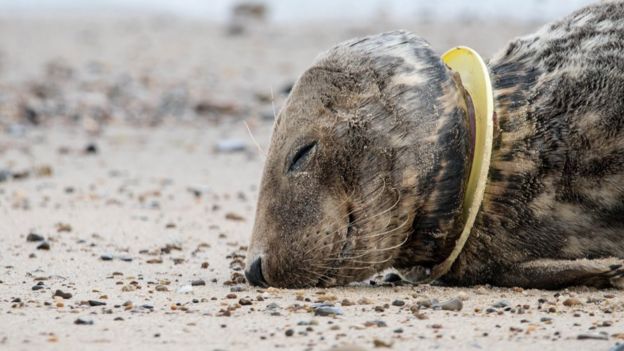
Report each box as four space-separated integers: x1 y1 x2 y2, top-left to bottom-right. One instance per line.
245 257 268 287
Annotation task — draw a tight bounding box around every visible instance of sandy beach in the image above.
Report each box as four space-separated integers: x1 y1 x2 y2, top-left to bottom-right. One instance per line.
1 7 623 351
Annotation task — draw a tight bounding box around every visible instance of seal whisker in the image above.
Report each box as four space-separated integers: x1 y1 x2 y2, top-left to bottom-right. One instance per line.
304 186 401 259
243 119 266 158
301 178 391 256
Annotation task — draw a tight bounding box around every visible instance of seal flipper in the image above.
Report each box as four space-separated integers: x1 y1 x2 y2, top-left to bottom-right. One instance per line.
492 258 624 289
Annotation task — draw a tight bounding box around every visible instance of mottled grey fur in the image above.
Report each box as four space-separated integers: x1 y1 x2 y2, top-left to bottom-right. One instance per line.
246 1 624 289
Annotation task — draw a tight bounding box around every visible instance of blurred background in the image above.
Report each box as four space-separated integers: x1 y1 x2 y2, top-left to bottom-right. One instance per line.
0 0 595 131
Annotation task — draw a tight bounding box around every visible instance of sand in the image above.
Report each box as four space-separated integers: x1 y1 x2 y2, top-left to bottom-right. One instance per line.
0 11 623 351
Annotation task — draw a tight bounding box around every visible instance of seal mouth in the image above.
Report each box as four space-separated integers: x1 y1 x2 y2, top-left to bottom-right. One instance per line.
316 204 356 287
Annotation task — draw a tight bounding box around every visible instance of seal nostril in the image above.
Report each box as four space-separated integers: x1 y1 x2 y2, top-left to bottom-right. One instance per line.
245 257 268 287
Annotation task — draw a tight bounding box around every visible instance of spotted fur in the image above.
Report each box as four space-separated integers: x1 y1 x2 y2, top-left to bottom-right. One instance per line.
246 1 624 289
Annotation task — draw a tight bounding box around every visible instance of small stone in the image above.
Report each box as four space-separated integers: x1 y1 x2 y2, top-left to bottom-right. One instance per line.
191 280 206 286
563 297 582 307
155 285 169 292
55 223 72 232
365 320 387 327
285 329 294 337
88 300 106 307
391 299 405 307
239 298 252 306
74 318 94 325
265 303 281 311
53 290 72 299
609 343 624 351
433 298 463 312
341 299 355 306
36 242 50 250
100 254 114 261
577 333 608 340
84 143 98 154
32 284 45 291
313 304 343 316
201 262 209 269
225 212 245 221
373 338 393 348
121 285 136 292
26 233 45 242
492 300 510 308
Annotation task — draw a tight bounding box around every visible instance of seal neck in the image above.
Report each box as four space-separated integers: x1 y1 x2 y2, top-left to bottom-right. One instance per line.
430 46 495 280
400 47 495 282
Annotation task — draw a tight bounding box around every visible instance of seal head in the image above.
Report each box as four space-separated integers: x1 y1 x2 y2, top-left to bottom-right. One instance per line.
246 31 475 288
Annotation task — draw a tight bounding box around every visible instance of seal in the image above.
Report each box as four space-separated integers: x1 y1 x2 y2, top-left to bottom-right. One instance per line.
245 1 624 289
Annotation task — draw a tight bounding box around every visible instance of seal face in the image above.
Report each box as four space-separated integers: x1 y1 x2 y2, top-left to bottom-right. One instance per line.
246 1 624 289
246 31 474 288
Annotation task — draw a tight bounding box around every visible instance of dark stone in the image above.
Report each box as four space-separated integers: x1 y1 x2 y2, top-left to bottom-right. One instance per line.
74 318 94 325
53 289 72 299
391 299 405 307
84 143 98 154
26 233 45 242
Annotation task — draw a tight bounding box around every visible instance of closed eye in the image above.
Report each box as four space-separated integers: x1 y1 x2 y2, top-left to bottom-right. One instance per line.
288 142 317 172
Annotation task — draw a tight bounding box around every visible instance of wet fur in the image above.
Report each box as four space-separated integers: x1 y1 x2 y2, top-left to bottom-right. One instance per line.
247 1 624 289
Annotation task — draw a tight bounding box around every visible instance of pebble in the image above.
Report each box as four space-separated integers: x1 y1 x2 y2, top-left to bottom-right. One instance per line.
191 280 206 286
53 290 72 299
433 298 463 312
36 242 50 250
313 304 343 316
373 339 393 348
265 303 281 311
84 143 98 154
88 300 106 306
74 318 94 325
577 333 608 340
26 233 45 242
285 329 294 337
239 298 252 306
391 299 405 307
155 285 169 292
492 300 510 308
609 344 624 351
563 297 583 307
100 254 114 261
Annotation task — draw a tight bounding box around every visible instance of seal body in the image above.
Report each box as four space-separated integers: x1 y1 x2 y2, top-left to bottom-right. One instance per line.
439 1 624 288
246 1 624 289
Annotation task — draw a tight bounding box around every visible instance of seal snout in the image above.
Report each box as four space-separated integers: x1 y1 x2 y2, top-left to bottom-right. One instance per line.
245 256 268 287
